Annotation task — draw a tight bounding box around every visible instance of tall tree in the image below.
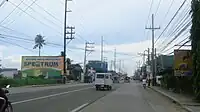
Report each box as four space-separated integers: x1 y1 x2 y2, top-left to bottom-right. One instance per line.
33 34 46 56
190 0 200 100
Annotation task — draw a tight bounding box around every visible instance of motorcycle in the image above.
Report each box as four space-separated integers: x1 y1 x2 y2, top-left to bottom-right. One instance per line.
0 85 13 112
143 83 146 89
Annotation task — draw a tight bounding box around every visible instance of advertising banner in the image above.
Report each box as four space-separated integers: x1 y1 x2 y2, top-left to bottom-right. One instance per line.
174 50 192 76
21 56 64 78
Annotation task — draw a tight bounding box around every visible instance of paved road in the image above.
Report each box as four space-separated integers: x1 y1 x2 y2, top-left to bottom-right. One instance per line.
9 83 121 112
9 83 89 94
81 82 187 112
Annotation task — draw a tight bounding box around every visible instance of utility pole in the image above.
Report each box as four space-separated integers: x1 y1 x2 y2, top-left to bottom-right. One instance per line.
155 48 157 77
110 60 113 70
63 0 73 84
143 51 145 65
145 14 160 86
114 48 116 72
147 48 150 65
119 60 121 73
83 42 94 75
101 36 104 62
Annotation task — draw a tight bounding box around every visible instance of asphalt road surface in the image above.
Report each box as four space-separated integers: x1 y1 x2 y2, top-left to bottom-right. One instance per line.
81 82 187 112
9 84 120 112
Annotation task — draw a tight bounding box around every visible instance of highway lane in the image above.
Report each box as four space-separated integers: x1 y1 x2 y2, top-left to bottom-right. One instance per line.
9 83 90 94
9 84 121 112
81 82 187 112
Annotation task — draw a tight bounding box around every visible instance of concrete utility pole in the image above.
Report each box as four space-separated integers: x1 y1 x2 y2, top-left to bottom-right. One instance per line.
119 60 122 73
100 36 104 68
143 49 148 65
83 42 94 75
114 48 116 72
64 26 75 73
101 36 104 62
63 0 73 84
110 60 113 70
155 48 157 77
137 49 148 65
147 48 150 65
145 14 160 86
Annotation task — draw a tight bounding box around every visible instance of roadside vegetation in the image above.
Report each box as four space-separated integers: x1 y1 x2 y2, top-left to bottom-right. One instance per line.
0 76 57 87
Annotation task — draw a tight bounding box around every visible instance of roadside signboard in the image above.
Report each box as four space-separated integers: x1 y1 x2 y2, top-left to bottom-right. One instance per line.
21 56 64 78
174 50 192 76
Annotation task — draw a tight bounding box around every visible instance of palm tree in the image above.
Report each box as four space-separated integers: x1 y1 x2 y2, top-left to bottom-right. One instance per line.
33 34 46 56
190 0 200 100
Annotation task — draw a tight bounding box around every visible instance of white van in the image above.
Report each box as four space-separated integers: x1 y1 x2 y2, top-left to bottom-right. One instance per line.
95 73 113 91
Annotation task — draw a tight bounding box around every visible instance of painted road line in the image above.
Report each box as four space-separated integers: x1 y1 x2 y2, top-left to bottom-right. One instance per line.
70 103 89 112
12 87 93 105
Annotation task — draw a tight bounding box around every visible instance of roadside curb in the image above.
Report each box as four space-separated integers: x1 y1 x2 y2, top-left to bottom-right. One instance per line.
149 86 194 112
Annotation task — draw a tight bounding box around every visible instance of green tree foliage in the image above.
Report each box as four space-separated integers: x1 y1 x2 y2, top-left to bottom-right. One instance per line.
190 0 200 100
33 34 46 56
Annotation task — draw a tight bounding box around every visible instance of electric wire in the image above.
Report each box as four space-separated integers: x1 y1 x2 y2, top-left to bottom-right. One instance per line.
154 0 187 44
5 0 38 27
8 1 63 36
0 0 25 25
159 0 175 26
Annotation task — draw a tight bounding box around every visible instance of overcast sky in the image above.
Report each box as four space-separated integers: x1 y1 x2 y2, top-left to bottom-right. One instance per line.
0 0 191 76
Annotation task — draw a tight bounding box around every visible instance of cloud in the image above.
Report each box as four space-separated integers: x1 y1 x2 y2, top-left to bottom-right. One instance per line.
68 40 151 75
0 0 188 76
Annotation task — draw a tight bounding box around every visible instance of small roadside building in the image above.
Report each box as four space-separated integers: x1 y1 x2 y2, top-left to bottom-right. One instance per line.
0 68 18 78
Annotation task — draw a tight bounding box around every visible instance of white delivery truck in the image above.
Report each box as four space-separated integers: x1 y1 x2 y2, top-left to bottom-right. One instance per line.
95 73 113 91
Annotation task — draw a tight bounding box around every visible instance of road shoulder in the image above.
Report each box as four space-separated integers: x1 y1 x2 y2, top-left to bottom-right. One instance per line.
150 86 200 112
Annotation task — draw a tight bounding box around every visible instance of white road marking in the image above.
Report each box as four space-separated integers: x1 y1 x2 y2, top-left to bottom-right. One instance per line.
147 100 158 112
70 103 89 112
12 87 92 105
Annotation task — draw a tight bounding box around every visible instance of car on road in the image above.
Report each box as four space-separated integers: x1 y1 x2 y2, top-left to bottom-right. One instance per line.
94 73 113 91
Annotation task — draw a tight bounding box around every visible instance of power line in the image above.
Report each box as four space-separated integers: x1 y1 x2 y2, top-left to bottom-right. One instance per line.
20 0 62 29
159 0 175 26
0 38 35 52
167 8 190 38
154 0 187 44
145 0 154 26
164 4 190 37
156 5 190 48
76 33 87 42
0 25 32 38
8 1 62 36
158 18 191 50
154 0 162 17
0 0 8 8
160 21 191 52
157 18 191 49
31 0 63 24
0 0 25 25
0 33 88 55
167 40 191 55
161 36 189 53
4 0 38 27
0 33 80 50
